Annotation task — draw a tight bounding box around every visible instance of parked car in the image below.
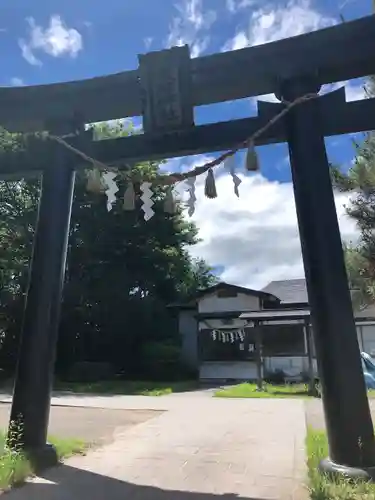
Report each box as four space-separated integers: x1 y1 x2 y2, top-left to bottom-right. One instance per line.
361 352 375 390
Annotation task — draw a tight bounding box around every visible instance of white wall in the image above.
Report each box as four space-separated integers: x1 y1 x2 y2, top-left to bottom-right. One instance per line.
198 292 260 314
264 356 318 375
199 357 318 381
200 361 258 381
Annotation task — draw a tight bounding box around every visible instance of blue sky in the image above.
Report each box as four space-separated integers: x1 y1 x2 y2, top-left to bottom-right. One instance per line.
0 0 373 288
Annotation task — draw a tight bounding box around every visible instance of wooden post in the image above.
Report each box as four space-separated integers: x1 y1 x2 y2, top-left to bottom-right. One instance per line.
7 129 86 467
254 320 263 391
280 76 375 476
305 321 315 395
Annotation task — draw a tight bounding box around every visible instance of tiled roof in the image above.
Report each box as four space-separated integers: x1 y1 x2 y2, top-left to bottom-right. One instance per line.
262 279 375 319
262 279 308 304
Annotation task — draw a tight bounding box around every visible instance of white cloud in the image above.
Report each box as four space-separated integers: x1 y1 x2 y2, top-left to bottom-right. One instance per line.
224 1 367 107
324 80 366 102
174 164 358 290
166 0 216 58
226 0 256 13
344 82 366 102
222 0 337 105
19 40 41 66
253 79 366 106
223 0 336 52
10 77 24 86
19 15 83 66
144 37 153 50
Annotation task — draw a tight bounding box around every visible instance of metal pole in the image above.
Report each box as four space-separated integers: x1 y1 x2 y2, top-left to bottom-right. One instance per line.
8 140 75 466
279 77 375 474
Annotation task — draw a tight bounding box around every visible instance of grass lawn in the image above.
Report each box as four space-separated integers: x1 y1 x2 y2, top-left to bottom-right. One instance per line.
0 431 87 491
214 382 314 398
55 379 198 396
306 427 375 499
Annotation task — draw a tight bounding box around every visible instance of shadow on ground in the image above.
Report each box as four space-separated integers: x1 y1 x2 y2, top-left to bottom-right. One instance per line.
5 464 269 500
0 404 161 446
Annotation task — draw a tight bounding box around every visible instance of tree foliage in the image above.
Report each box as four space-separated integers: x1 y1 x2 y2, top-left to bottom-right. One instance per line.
0 122 217 379
331 77 375 306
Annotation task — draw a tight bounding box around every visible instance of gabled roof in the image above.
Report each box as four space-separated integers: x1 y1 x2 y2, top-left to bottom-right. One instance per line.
262 279 308 304
169 278 375 319
167 282 279 309
195 282 279 301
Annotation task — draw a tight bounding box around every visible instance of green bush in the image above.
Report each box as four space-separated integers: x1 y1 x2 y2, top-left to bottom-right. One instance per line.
66 362 115 383
140 341 187 381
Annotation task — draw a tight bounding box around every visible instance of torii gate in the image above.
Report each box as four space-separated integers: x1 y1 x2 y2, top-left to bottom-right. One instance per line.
1 14 375 479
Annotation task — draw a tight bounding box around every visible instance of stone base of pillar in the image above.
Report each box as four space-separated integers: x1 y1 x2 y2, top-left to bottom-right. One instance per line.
26 443 58 473
319 457 375 482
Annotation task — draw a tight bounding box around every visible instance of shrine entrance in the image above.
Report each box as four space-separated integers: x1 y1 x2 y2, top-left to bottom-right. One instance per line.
1 14 375 479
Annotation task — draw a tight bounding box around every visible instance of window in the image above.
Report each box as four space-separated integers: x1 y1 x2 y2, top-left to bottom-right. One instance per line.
261 324 305 356
217 288 238 298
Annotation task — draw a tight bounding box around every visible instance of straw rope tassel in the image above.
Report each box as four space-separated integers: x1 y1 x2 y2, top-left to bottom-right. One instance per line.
123 182 135 210
86 168 107 193
164 187 176 214
245 141 260 172
204 168 217 199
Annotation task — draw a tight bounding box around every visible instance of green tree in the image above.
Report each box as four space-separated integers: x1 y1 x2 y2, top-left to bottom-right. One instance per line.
0 121 217 378
0 128 39 372
331 76 375 305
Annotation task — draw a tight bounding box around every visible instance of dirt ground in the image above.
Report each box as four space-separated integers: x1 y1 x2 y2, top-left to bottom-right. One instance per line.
0 403 161 446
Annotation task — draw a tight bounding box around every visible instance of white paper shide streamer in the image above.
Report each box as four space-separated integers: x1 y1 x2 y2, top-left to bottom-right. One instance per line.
140 182 155 220
185 177 197 216
211 329 246 343
225 153 242 197
102 172 119 212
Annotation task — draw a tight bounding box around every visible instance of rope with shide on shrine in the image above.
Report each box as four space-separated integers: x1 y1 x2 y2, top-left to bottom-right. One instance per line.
2 92 318 218
48 93 317 189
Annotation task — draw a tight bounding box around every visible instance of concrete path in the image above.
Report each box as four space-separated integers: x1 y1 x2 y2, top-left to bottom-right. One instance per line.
5 394 308 500
0 403 159 446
